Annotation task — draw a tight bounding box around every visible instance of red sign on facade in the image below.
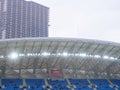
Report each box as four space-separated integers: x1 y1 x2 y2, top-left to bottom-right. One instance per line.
50 69 63 78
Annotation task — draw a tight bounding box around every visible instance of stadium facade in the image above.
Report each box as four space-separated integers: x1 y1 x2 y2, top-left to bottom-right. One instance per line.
0 0 49 39
0 38 119 79
0 38 120 90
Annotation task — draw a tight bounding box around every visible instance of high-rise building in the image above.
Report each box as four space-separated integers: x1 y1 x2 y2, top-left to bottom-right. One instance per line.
0 0 49 39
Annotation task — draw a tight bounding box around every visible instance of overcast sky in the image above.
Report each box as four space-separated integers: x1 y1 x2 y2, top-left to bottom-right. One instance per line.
27 0 120 43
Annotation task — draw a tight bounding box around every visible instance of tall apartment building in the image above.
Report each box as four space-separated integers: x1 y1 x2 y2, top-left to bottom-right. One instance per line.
0 0 49 39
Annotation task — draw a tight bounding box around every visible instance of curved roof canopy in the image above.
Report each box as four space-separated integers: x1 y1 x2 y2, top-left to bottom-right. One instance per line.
0 38 120 78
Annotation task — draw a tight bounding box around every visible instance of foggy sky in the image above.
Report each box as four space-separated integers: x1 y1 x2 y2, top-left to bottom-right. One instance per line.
27 0 120 43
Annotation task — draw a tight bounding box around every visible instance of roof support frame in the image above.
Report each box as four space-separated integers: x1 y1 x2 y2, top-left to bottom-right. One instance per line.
48 42 60 68
102 48 120 73
90 45 107 73
51 42 68 68
58 42 69 69
87 44 101 71
72 43 85 70
25 41 35 69
45 41 53 77
78 43 95 71
111 60 120 74
33 42 43 74
50 43 61 68
76 43 93 70
64 42 78 69
19 41 27 75
61 42 77 78
37 41 44 69
0 39 120 78
10 41 18 69
1 41 9 78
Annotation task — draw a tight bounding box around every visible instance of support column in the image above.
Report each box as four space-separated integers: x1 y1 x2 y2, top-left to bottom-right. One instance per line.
22 79 27 90
106 79 118 90
44 79 51 90
87 79 97 90
0 79 3 89
66 78 71 85
44 79 49 86
66 79 75 90
23 79 26 86
1 60 7 78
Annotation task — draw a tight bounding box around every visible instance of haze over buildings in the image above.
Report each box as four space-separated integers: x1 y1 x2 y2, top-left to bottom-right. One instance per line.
0 0 49 39
28 0 120 43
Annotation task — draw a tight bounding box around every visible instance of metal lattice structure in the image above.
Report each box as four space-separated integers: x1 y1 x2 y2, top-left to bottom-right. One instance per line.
0 38 120 79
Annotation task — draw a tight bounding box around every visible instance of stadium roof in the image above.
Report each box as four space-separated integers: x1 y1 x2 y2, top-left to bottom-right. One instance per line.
0 38 120 79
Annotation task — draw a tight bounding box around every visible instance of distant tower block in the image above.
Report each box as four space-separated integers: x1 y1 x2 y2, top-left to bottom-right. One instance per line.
0 0 49 39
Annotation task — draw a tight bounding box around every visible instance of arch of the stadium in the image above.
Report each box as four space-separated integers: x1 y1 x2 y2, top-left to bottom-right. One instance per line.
0 37 120 79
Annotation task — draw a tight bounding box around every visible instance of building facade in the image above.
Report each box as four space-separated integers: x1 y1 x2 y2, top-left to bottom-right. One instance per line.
0 0 49 39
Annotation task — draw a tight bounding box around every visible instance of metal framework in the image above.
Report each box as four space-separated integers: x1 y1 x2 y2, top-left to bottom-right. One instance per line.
0 38 120 79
